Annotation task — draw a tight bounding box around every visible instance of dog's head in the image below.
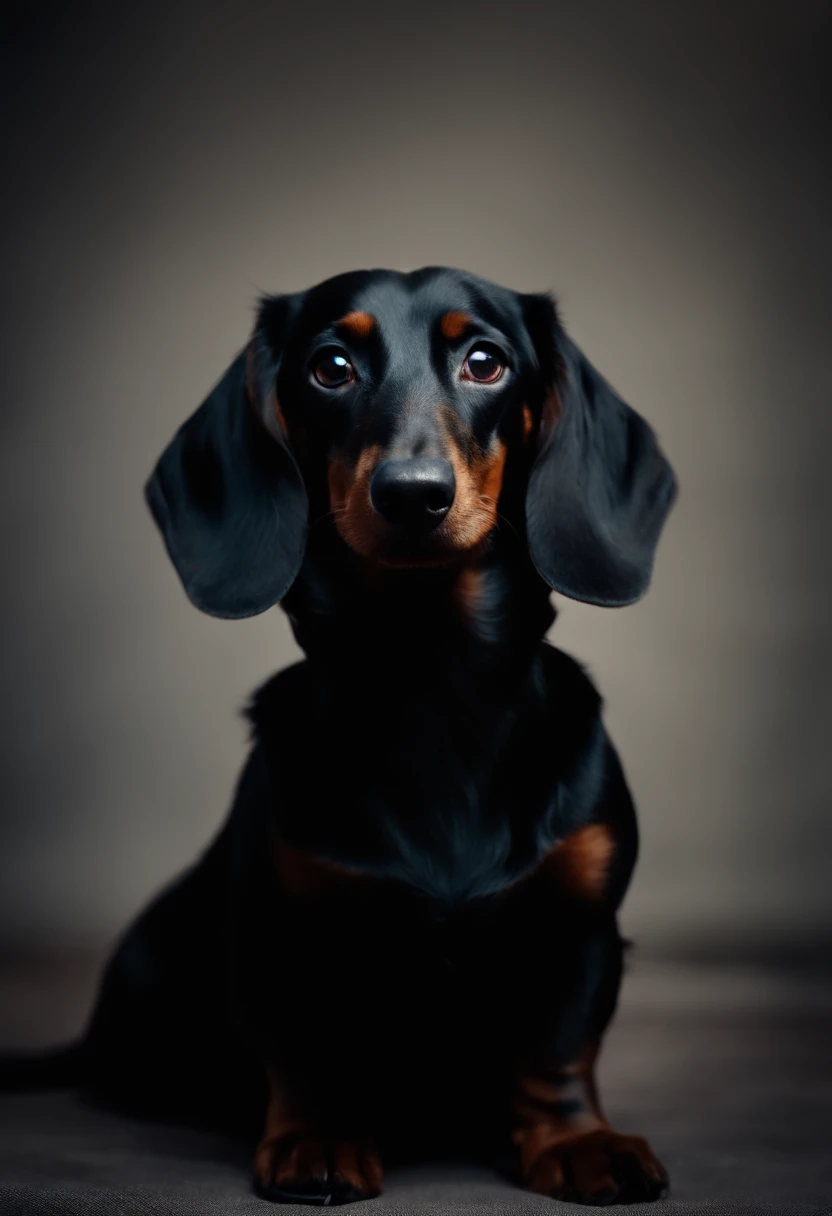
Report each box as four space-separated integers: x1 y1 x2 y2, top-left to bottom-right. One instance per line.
146 267 676 618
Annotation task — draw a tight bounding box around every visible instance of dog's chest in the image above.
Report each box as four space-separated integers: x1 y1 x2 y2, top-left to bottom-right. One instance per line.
277 697 546 904
275 758 529 905
255 639 602 908
375 796 519 904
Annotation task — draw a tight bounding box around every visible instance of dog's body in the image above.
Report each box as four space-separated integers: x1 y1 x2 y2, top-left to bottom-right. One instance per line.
6 268 676 1205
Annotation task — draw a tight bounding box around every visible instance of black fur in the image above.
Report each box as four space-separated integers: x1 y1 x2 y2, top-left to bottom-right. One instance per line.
4 267 676 1207
146 347 307 618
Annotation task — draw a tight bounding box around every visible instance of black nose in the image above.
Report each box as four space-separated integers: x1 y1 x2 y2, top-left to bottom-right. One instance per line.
370 458 456 533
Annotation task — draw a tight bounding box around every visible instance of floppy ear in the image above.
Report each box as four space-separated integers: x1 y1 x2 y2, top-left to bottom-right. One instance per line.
523 296 677 606
145 305 308 619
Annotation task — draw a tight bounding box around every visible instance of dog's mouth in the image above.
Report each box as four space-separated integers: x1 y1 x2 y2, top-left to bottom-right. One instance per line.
349 528 491 570
331 509 498 569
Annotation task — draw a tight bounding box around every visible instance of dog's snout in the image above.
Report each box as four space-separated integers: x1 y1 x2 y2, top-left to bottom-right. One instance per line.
370 458 456 532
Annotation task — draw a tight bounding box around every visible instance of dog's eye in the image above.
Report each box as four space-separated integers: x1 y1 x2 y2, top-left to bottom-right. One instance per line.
462 345 505 384
313 350 356 387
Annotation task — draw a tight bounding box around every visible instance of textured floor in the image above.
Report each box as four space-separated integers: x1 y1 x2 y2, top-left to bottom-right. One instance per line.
0 954 830 1214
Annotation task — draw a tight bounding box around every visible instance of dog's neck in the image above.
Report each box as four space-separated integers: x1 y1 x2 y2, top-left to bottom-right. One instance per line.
281 527 556 678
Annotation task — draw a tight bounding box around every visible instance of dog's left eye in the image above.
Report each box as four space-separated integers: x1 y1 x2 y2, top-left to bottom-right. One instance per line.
312 350 356 387
462 345 505 384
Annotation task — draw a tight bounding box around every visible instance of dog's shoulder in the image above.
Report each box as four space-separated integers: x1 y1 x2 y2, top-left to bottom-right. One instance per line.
244 659 318 737
523 640 605 751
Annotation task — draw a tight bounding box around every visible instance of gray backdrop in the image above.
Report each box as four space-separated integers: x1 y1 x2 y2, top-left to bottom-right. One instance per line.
1 1 830 955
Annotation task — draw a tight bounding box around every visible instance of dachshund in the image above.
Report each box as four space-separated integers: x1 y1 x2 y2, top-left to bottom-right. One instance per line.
3 267 677 1206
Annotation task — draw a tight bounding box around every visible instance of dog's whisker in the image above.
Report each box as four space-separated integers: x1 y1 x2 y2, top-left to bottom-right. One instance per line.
494 511 523 546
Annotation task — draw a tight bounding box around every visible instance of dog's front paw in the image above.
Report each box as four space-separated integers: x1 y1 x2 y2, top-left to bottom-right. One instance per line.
254 1132 383 1206
525 1128 668 1205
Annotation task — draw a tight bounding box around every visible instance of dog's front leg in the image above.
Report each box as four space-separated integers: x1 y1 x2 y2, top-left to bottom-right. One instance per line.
253 1064 383 1206
232 831 385 1206
511 915 668 1206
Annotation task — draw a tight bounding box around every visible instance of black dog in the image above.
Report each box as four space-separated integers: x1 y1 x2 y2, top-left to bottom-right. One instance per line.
6 267 676 1206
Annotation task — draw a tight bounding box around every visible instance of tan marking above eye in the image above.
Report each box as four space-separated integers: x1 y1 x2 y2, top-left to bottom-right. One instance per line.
337 310 376 338
440 310 472 341
540 823 616 901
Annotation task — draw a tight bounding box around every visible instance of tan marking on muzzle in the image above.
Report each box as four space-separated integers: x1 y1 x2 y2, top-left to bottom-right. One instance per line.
443 432 508 550
327 444 386 557
329 402 508 564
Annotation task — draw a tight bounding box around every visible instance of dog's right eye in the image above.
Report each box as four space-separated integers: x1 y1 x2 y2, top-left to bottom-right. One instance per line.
312 350 356 388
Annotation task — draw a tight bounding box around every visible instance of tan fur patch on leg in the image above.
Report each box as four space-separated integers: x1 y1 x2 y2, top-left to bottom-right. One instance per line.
255 1068 384 1200
541 824 616 901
